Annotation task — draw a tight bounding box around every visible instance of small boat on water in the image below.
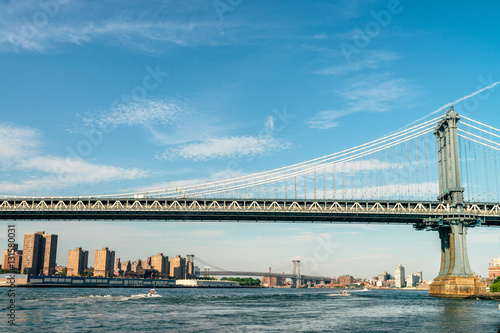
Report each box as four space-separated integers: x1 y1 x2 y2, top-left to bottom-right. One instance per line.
362 287 370 291
148 289 157 297
338 290 351 296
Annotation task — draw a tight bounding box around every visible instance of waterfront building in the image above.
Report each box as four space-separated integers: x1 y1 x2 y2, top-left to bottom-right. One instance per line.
395 264 406 288
94 247 115 277
488 258 500 279
2 243 23 271
406 273 420 287
170 255 186 279
194 266 201 277
151 253 169 275
21 231 58 275
338 275 354 286
67 247 89 276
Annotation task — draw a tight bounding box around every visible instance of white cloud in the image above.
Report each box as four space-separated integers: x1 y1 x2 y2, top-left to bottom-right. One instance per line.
160 135 290 161
20 156 146 181
0 123 147 195
82 99 184 129
314 51 399 76
0 123 39 161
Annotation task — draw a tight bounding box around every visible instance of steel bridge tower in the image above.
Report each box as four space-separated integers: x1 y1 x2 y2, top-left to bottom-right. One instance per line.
292 260 301 288
419 106 485 297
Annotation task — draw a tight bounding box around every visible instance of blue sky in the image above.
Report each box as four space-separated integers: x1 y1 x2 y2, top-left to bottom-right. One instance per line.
0 0 499 279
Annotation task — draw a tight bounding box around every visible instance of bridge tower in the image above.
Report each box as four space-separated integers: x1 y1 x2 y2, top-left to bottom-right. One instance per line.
421 106 485 297
292 260 301 288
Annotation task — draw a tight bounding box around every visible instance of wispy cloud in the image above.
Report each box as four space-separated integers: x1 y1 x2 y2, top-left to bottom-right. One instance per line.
307 110 350 129
341 74 417 112
308 73 418 129
159 135 289 161
0 0 230 53
314 51 399 76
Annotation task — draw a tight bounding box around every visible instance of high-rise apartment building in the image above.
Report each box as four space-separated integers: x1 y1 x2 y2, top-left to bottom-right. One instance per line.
2 243 23 271
186 255 194 278
130 259 142 272
170 255 186 279
406 273 420 287
67 247 89 276
144 256 152 270
395 264 406 288
121 260 131 272
151 253 169 275
21 231 58 275
94 247 115 277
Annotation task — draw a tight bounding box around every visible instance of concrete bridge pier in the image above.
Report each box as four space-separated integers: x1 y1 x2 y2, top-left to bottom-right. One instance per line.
429 220 485 298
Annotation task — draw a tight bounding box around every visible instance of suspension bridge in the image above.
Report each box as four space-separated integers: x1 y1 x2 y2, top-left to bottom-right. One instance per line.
1 106 500 297
195 257 332 288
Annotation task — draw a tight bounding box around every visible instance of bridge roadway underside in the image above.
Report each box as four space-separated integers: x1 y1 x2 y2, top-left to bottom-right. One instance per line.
0 198 499 226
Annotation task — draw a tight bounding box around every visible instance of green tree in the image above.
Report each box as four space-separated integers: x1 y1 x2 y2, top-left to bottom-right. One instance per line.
489 276 500 292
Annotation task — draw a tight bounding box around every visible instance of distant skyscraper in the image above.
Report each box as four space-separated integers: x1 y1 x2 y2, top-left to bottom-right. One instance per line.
151 253 169 275
170 255 186 279
416 270 423 282
488 258 500 279
186 255 194 278
67 247 89 276
114 258 121 271
21 231 58 275
395 264 405 288
2 243 23 271
94 247 115 277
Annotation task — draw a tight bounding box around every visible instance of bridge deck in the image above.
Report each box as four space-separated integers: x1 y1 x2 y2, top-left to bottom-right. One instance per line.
0 198 499 225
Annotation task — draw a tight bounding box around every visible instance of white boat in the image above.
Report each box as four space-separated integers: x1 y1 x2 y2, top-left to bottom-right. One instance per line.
362 287 370 291
148 289 157 297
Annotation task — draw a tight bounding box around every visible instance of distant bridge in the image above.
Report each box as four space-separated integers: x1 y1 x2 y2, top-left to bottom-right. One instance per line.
197 260 332 288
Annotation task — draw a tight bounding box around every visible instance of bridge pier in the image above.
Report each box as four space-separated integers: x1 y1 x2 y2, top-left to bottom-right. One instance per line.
429 220 484 297
423 106 485 298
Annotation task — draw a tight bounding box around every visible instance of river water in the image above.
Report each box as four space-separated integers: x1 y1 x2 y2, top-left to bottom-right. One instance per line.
2 288 499 332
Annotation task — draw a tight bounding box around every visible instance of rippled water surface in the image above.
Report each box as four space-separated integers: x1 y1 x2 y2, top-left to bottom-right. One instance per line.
1 288 499 332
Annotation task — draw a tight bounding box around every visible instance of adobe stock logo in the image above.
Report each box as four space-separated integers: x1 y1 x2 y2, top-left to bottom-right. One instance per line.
213 0 243 21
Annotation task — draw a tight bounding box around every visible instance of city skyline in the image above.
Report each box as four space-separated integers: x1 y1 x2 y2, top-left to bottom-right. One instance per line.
1 227 498 280
0 1 499 279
